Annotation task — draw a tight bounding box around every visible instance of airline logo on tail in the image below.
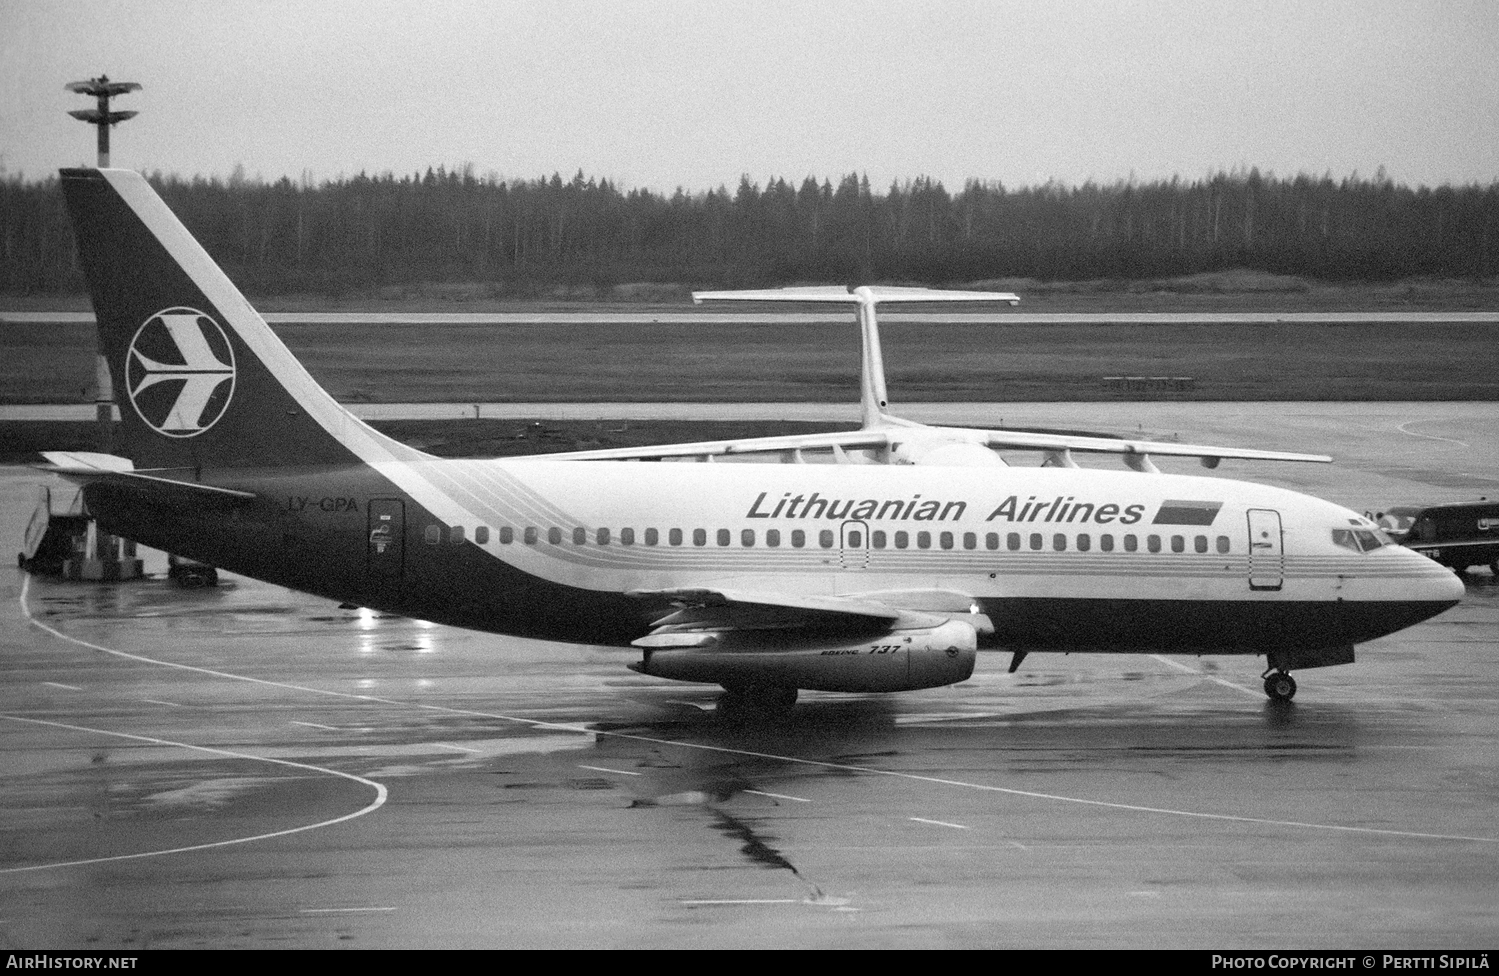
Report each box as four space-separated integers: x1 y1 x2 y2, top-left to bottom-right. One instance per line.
126 306 236 437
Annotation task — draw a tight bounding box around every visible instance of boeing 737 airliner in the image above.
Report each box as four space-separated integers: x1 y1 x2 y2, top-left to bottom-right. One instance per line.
44 168 1464 711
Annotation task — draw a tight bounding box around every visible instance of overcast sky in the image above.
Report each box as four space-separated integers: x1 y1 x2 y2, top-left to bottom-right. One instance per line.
3 0 1496 191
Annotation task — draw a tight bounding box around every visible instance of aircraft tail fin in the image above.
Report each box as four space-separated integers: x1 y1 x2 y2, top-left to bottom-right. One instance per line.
58 168 418 470
692 285 1018 429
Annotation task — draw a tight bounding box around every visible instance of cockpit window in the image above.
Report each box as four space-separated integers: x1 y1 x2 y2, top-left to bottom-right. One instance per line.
1332 528 1394 553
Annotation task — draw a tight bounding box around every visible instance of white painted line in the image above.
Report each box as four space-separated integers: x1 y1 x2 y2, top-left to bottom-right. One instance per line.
744 789 812 803
1150 654 1262 698
1396 420 1469 447
291 721 342 732
22 576 1499 847
909 817 970 830
680 899 800 906
0 713 388 874
577 764 641 776
435 743 482 754
141 699 185 708
301 907 398 914
42 682 82 691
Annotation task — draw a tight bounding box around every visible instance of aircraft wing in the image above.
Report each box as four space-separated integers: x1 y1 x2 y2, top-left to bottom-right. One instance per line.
970 429 1331 464
37 452 257 504
514 427 896 462
627 586 953 647
521 425 1330 465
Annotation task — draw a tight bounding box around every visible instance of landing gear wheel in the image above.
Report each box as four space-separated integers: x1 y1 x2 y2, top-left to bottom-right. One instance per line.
1264 671 1297 702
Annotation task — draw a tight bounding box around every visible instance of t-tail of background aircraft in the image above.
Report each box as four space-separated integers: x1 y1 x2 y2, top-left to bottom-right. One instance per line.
45 168 1465 712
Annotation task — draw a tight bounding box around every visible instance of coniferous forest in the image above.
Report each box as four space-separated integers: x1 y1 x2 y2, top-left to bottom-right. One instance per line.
2 166 1496 296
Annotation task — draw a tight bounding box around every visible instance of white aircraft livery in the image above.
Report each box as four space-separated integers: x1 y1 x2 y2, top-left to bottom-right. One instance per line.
46 167 1464 711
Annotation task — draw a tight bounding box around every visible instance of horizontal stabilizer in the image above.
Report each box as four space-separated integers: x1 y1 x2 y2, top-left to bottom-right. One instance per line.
38 453 256 504
693 285 1020 305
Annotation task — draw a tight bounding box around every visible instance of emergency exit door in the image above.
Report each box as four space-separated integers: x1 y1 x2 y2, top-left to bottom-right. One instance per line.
367 498 405 600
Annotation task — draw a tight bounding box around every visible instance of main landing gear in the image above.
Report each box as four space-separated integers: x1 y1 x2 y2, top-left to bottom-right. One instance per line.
1262 669 1297 702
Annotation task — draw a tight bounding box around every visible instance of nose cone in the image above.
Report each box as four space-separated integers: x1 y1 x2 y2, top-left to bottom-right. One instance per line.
1400 547 1467 606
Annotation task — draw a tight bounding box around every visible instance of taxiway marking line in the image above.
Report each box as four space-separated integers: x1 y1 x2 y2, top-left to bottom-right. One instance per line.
301 907 398 914
435 742 482 753
42 682 82 691
0 712 388 875
909 817 970 830
1395 420 1469 447
291 721 341 732
141 699 185 708
1150 655 1262 698
22 576 1499 847
578 764 641 776
744 789 811 803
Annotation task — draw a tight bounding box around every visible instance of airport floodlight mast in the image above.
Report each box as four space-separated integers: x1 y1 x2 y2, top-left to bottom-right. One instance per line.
65 75 140 167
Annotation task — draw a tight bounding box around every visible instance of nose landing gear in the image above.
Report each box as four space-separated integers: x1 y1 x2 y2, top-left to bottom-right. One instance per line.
1262 669 1297 702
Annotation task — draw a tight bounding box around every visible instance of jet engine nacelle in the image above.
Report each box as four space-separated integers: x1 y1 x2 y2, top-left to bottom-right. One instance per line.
630 620 978 693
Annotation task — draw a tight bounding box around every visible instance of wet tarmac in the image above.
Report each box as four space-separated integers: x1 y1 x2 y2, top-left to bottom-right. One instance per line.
2 403 1497 949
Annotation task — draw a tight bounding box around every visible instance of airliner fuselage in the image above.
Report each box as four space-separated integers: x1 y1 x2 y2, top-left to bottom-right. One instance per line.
85 457 1459 655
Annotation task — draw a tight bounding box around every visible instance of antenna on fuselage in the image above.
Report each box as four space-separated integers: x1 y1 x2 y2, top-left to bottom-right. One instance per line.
691 285 1020 430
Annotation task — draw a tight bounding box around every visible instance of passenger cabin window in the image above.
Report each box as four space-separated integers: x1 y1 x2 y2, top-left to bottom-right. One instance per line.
767 529 781 547
500 526 514 544
621 528 634 545
597 528 610 545
668 528 681 546
573 527 587 545
524 527 538 545
717 529 731 547
819 530 834 548
548 527 562 544
424 525 441 545
450 525 465 544
475 526 489 544
792 530 806 548
742 529 755 547
693 529 707 546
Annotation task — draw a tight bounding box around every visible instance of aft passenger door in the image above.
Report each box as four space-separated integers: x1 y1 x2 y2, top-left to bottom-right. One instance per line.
1247 508 1284 591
